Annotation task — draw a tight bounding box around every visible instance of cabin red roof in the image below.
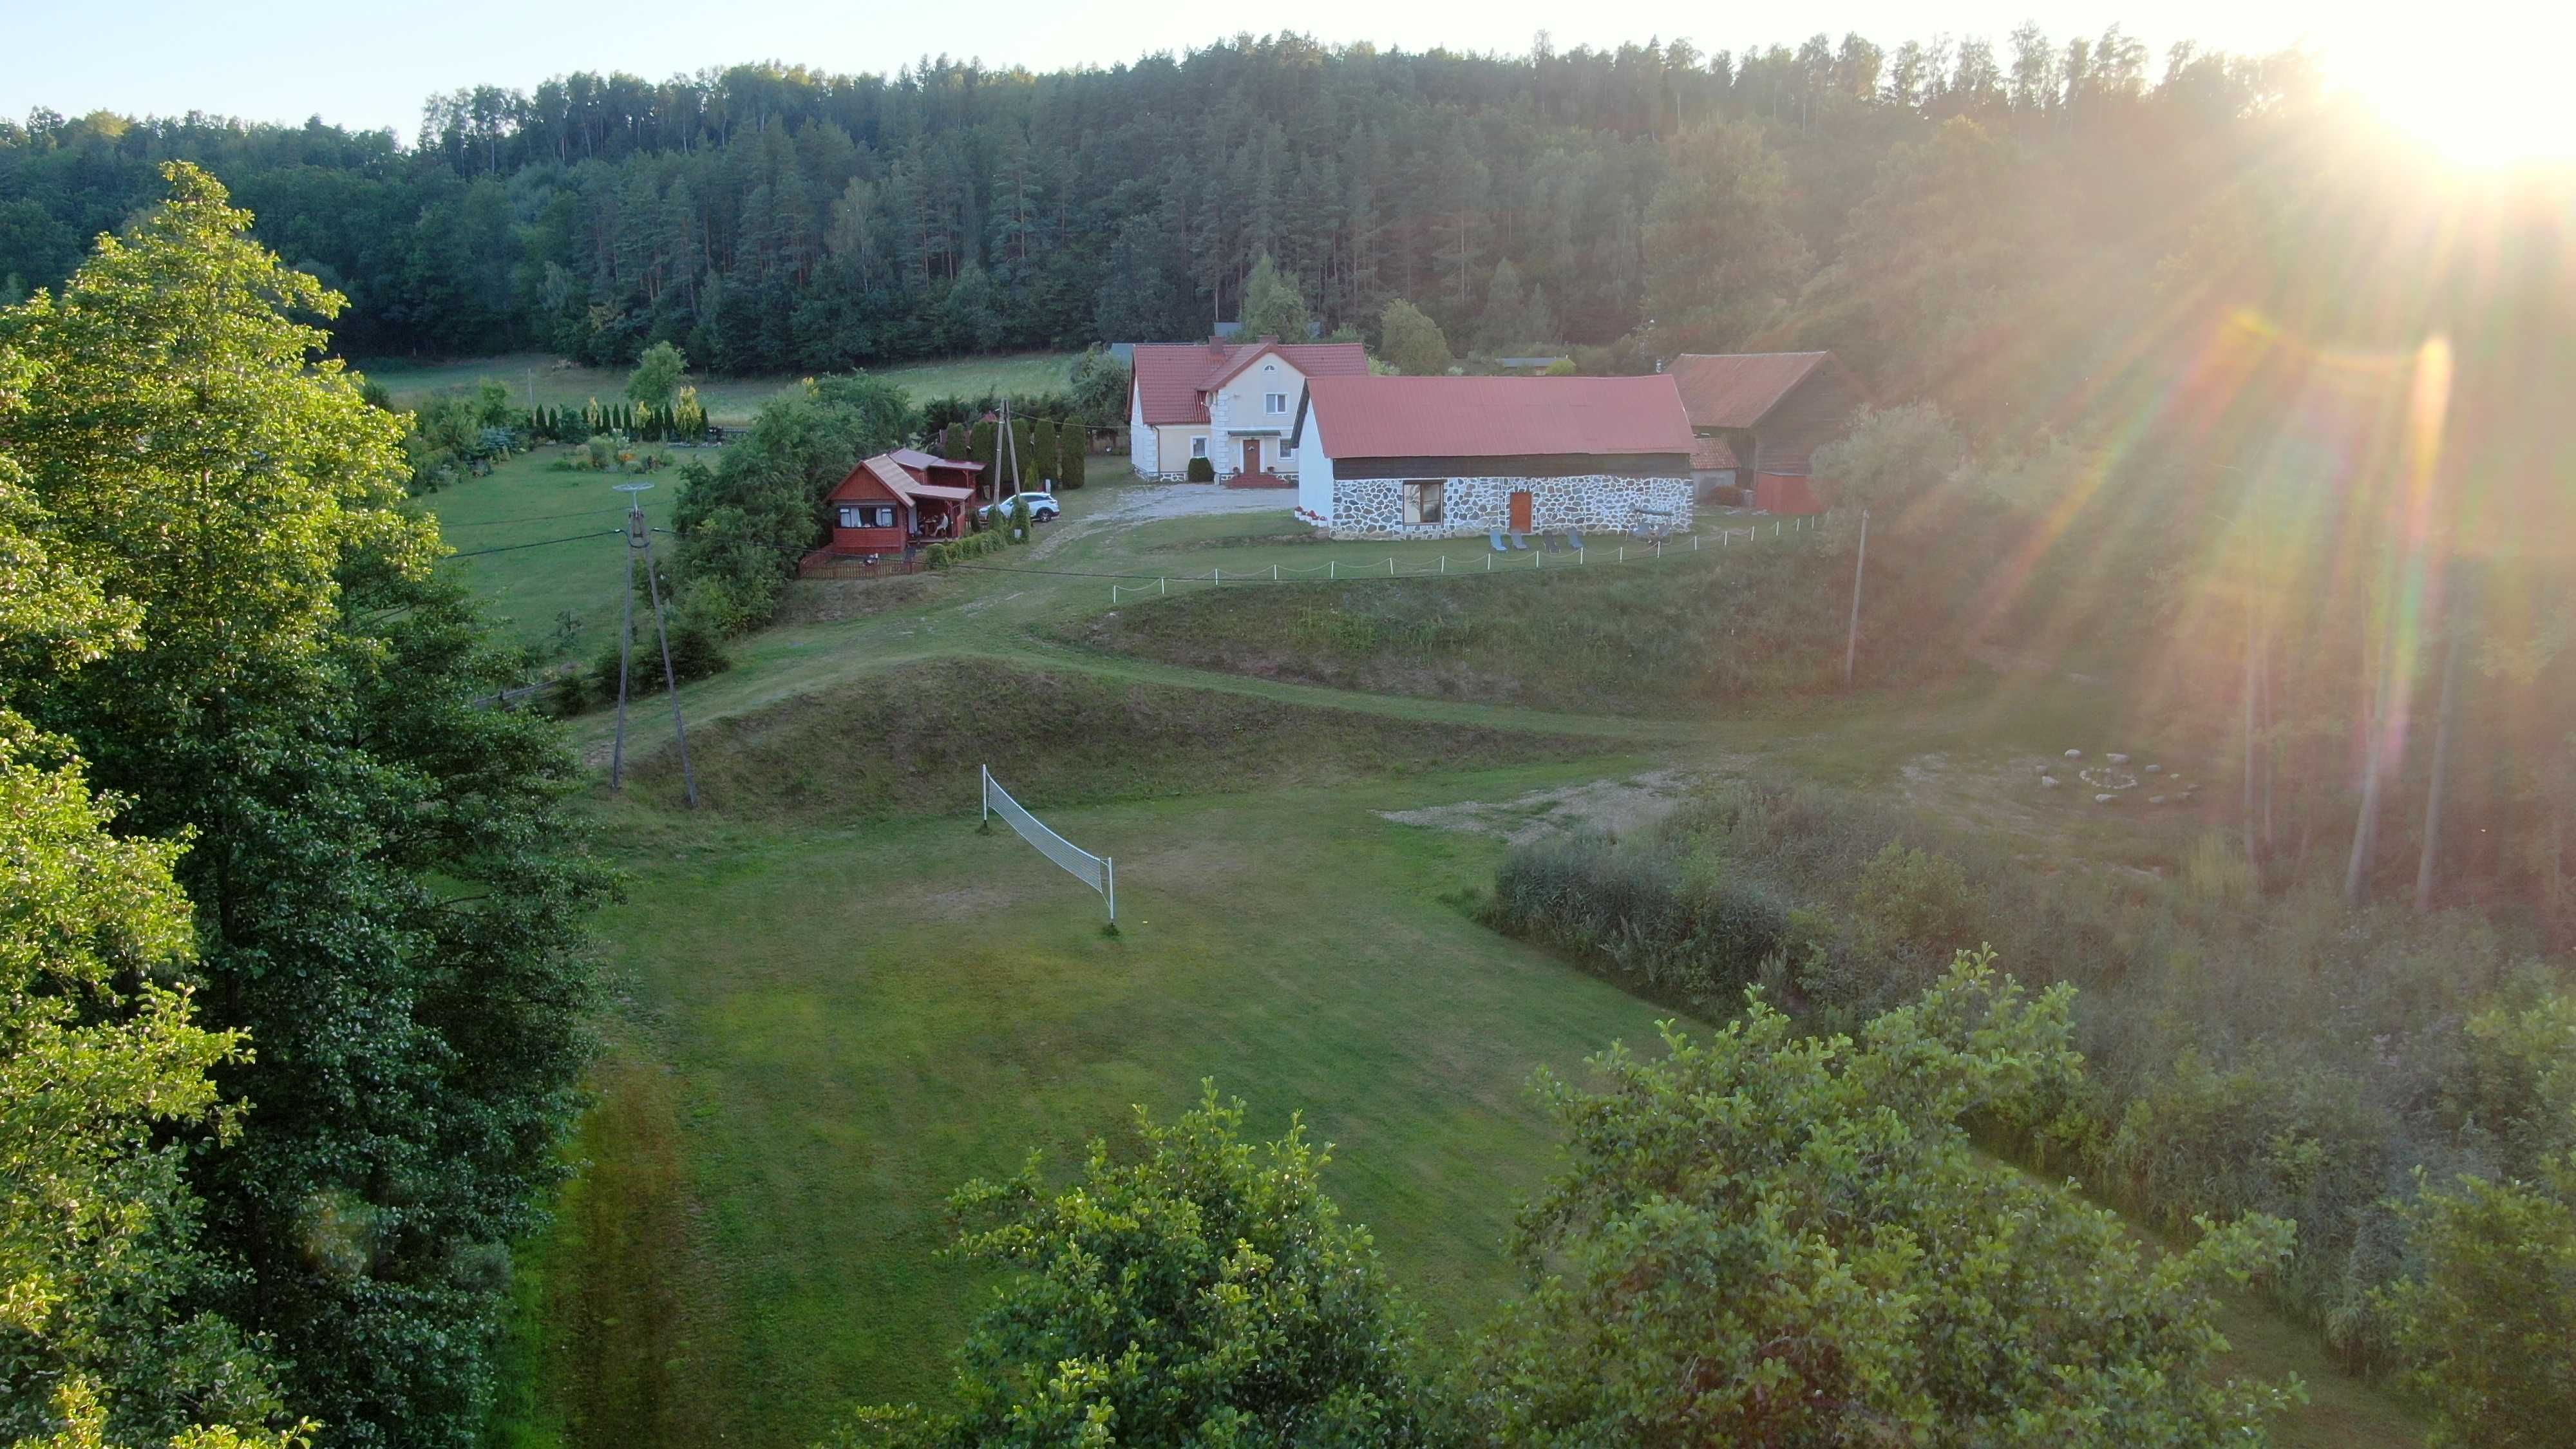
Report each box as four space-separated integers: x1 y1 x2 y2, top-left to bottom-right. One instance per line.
1131 339 1370 426
1666 352 1842 428
828 450 981 504
1296 374 1694 460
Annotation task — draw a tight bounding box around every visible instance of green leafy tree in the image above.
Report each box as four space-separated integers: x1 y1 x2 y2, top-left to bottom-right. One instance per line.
625 339 687 407
1068 348 1131 430
1466 952 2300 1446
672 373 914 631
1238 251 1314 340
1376 299 1454 375
3 163 610 1449
2383 1158 2576 1447
840 1086 1430 1447
1642 121 1808 352
0 344 308 1449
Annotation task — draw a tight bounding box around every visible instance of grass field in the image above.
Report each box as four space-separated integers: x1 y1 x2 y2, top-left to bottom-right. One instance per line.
415 448 677 655
482 477 2426 1448
359 351 1082 424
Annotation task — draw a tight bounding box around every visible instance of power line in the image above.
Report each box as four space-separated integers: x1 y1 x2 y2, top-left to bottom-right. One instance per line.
437 505 630 529
442 529 623 560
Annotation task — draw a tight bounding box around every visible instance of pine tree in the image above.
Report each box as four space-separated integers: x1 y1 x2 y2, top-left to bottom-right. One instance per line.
1059 424 1088 489
969 419 999 496
1030 418 1059 488
942 421 968 461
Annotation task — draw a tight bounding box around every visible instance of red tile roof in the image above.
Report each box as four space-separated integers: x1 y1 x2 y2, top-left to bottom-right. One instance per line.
1667 351 1839 429
1131 340 1370 426
1298 374 1694 460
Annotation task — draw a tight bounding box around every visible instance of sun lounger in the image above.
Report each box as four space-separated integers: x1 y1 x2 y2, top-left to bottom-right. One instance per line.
1489 527 1508 552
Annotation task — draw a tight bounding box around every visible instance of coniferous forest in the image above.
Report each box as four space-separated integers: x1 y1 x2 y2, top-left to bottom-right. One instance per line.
9 29 2546 440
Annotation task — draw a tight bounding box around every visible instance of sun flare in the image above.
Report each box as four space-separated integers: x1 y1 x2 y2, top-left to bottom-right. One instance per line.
2331 16 2576 166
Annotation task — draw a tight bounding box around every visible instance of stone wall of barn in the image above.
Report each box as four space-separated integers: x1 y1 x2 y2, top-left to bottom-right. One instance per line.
1325 474 1693 539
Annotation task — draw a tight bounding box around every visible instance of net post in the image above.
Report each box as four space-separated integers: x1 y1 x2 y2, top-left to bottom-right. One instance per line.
980 764 989 824
1104 857 1115 923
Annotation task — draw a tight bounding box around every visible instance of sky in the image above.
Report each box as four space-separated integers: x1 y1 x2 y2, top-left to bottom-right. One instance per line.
1 0 2563 160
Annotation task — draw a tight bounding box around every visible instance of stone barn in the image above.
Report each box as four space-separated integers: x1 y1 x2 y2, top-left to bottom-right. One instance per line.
1289 374 1697 540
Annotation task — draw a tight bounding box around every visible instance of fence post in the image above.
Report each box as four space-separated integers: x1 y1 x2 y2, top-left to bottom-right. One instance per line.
1159 576 1166 596
1388 557 1396 576
1273 564 1280 581
1618 544 1625 562
1486 553 1492 571
1330 560 1337 580
1212 567 1221 583
1440 554 1446 574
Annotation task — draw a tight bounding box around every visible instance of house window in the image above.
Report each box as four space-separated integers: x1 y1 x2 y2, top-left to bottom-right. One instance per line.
1265 392 1288 414
1190 436 1209 459
1403 480 1445 525
840 505 893 529
1280 439 1296 459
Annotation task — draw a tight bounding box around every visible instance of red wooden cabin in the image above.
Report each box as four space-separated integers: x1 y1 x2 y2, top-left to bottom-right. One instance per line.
806 450 983 573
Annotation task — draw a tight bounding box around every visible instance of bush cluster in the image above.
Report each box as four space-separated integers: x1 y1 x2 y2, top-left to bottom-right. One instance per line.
1484 775 2576 1414
921 527 1010 570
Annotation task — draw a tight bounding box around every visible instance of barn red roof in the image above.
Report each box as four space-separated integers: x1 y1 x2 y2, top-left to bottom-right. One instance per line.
1667 351 1841 429
1296 374 1694 460
1131 339 1370 426
1690 435 1741 470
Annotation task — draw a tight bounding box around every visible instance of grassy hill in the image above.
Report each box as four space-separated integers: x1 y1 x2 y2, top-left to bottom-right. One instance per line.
1062 527 1959 716
623 657 1598 817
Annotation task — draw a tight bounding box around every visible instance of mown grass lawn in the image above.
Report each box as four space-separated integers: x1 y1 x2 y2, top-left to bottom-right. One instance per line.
518 762 1678 1448
357 350 1082 424
413 448 676 655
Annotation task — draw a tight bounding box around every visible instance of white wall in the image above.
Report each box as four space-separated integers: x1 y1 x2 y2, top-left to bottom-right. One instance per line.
1296 417 1336 521
1129 387 1157 476
1211 355 1306 477
1323 473 1694 540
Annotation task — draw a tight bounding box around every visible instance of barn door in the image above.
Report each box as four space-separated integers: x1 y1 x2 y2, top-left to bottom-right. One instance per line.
1508 490 1533 533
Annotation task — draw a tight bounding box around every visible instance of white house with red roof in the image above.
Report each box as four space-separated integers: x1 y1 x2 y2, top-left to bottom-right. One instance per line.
1289 374 1698 540
1128 336 1371 480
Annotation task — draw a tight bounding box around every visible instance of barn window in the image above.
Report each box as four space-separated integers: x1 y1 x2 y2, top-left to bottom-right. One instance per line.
1403 480 1444 525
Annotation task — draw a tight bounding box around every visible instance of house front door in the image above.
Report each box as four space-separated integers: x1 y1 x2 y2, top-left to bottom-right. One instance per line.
1508 490 1533 533
1241 438 1261 475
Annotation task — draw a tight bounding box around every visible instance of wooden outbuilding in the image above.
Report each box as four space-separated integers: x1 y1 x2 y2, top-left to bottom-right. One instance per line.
1667 351 1868 515
801 449 983 574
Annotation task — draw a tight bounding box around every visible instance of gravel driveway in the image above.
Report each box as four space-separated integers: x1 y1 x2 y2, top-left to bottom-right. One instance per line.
1028 480 1300 560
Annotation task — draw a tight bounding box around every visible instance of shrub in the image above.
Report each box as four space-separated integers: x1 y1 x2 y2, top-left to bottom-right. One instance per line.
2382 1158 2576 1446
1186 455 1215 482
922 529 1009 570
1057 428 1086 489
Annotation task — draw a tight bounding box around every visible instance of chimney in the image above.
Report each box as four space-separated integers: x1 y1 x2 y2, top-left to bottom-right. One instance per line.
1208 335 1229 355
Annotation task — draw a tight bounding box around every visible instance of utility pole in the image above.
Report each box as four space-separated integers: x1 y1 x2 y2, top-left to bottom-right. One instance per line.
606 482 698 807
999 395 1019 503
609 485 640 787
1842 508 1870 688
